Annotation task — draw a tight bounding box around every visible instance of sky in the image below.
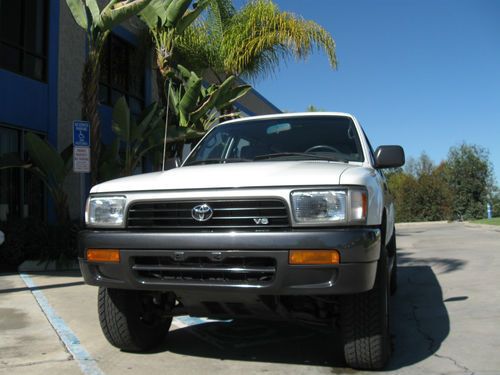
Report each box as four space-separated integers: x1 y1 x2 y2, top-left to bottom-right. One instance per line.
237 0 500 182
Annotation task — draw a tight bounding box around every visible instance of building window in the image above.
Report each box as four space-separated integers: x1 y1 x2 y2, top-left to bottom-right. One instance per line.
100 34 146 113
0 0 49 81
0 125 45 221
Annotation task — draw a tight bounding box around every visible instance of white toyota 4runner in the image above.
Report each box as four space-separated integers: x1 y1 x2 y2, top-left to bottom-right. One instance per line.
79 112 405 370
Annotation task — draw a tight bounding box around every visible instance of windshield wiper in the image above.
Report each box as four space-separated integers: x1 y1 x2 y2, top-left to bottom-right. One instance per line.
184 158 252 166
254 152 346 162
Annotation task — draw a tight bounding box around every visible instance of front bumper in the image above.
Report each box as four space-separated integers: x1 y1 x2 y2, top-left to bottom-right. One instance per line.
78 228 380 295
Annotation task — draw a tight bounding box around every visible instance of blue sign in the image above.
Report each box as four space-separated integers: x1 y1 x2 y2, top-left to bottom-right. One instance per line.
73 121 90 147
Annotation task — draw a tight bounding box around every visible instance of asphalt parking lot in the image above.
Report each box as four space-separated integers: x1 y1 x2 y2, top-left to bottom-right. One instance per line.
1 222 499 375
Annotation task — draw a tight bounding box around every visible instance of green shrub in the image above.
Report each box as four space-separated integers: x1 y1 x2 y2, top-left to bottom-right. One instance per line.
0 217 79 269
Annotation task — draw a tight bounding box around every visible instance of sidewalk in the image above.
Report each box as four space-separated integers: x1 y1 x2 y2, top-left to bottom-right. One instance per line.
0 273 81 375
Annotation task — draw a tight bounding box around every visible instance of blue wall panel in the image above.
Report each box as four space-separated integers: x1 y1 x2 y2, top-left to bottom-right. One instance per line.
0 70 49 132
0 0 58 143
47 0 59 146
98 105 114 144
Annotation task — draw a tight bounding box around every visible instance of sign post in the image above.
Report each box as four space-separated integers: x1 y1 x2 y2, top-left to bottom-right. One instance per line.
73 121 90 223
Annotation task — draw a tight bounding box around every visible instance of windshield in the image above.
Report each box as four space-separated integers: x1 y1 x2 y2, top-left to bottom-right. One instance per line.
184 115 365 166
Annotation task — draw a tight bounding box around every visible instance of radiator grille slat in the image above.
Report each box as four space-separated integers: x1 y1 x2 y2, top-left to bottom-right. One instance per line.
132 256 276 284
126 199 290 230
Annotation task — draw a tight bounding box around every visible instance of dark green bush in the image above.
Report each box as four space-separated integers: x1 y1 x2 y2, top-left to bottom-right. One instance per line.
0 217 79 269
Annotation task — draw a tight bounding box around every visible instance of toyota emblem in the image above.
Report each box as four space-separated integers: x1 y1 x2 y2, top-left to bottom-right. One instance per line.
191 204 213 222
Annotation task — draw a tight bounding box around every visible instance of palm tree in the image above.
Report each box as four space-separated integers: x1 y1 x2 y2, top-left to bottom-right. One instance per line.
174 0 337 83
138 0 210 81
65 0 152 184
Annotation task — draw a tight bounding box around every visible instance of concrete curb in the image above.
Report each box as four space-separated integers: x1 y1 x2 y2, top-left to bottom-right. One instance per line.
396 220 450 227
464 222 500 232
18 259 80 272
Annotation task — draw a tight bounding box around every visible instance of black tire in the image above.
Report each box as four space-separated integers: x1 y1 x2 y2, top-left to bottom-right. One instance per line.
98 287 172 352
340 246 391 370
390 252 398 295
387 228 398 295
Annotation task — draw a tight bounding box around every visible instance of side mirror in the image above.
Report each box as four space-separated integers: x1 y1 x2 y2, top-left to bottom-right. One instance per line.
374 145 405 168
0 230 4 246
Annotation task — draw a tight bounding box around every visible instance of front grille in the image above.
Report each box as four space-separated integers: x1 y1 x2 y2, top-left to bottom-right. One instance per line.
132 256 276 284
126 199 289 230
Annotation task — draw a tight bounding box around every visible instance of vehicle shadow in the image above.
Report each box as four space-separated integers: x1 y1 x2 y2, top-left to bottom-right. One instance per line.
386 265 450 371
398 251 466 274
156 265 450 371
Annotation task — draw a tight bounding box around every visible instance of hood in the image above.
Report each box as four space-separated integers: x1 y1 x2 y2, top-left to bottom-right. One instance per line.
91 161 358 193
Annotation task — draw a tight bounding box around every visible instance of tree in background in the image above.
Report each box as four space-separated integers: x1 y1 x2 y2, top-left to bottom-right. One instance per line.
306 105 325 112
404 152 434 177
491 190 500 217
138 0 210 81
446 143 494 220
386 145 495 222
385 168 419 222
175 0 337 82
386 153 453 222
414 163 453 221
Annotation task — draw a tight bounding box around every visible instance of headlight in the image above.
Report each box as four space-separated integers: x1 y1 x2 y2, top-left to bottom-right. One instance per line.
86 196 126 227
291 189 367 224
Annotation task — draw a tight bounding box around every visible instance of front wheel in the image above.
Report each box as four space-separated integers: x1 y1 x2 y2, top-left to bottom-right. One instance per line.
387 227 398 295
339 248 391 370
98 287 172 352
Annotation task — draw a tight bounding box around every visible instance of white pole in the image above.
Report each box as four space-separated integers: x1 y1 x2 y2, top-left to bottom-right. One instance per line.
162 80 172 171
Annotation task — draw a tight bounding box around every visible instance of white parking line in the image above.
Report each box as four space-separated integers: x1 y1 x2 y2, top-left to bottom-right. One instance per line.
19 273 105 375
18 273 222 374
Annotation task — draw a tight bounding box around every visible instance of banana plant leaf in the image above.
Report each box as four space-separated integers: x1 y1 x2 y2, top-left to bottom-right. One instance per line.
25 133 67 186
112 96 131 143
65 0 88 29
85 0 101 24
138 0 173 28
99 0 152 31
0 152 31 170
215 84 252 111
165 0 192 27
189 88 220 127
179 74 202 126
99 138 121 181
105 96 167 178
176 0 210 34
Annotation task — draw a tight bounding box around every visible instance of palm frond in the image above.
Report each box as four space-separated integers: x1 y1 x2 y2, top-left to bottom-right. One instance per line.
221 0 337 79
174 21 219 74
206 0 234 39
174 0 336 82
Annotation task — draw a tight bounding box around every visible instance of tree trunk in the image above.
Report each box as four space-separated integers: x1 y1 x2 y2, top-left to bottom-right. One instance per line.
54 190 70 226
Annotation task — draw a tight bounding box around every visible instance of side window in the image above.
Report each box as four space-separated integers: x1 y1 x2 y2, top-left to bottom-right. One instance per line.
362 130 376 165
198 132 230 160
231 137 272 160
232 138 250 158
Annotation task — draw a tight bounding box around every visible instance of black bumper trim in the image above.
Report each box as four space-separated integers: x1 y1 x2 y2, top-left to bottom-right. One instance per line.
78 228 381 295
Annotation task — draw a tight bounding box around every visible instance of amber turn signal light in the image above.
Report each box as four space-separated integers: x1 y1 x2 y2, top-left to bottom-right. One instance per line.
86 249 120 263
289 250 340 265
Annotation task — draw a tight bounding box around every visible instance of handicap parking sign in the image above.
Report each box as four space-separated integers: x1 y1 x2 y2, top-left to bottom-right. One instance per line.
73 121 90 147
